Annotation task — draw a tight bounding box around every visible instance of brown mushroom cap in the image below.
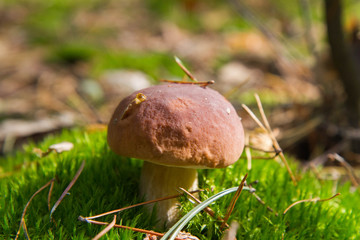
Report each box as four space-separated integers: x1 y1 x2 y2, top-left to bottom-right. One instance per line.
107 84 244 168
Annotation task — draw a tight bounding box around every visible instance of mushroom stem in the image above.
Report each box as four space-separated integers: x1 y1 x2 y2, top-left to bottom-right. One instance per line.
139 161 198 228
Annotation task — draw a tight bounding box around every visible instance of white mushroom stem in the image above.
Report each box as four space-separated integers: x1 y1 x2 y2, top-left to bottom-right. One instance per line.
139 161 198 228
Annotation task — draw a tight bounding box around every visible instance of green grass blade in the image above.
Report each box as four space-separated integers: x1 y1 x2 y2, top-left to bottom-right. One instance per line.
161 186 251 240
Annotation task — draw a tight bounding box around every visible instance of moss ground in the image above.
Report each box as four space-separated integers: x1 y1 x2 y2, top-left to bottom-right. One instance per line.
1 128 359 239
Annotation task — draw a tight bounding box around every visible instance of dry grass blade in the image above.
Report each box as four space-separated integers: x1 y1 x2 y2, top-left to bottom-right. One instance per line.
220 173 248 230
283 193 341 215
250 155 281 160
47 180 55 212
254 94 273 134
160 79 215 87
84 190 202 220
92 215 117 240
245 145 281 154
241 104 266 131
178 187 229 228
245 135 252 170
254 94 297 185
79 218 183 240
174 56 198 82
242 94 297 185
328 153 359 187
15 178 55 240
21 220 30 240
50 160 85 220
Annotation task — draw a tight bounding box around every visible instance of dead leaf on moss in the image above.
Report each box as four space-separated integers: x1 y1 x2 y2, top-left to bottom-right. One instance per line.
33 141 74 157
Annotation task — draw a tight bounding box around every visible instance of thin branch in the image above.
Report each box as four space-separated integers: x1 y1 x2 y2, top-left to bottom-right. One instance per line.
283 193 341 215
84 190 202 220
221 173 248 230
92 215 117 240
15 178 55 240
50 160 85 220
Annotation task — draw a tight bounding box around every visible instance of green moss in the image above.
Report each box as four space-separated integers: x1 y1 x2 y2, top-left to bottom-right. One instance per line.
1 128 359 239
0 129 145 239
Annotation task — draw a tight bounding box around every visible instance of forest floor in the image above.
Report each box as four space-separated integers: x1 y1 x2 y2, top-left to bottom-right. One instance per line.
1 0 360 208
2 1 360 239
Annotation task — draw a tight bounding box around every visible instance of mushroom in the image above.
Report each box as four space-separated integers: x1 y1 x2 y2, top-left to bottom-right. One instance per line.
107 84 244 228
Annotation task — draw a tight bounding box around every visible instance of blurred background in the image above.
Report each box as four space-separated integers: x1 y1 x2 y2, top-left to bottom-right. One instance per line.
1 0 360 167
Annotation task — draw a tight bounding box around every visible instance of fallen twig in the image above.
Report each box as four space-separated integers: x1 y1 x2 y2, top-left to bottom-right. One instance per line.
92 215 117 240
242 94 297 185
50 160 85 220
47 180 55 212
84 190 202 220
221 173 248 230
15 178 55 240
283 193 341 215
